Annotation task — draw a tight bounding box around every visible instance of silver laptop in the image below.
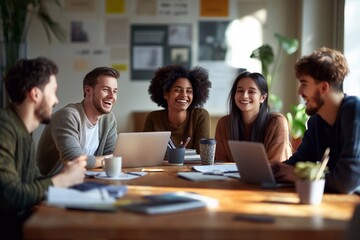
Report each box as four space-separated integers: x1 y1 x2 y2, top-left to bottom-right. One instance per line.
113 131 171 168
228 140 292 188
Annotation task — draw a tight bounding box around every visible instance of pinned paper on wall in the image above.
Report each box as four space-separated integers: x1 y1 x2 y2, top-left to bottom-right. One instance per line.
111 63 128 72
110 47 129 60
105 18 129 45
157 0 191 17
64 0 96 12
200 0 229 17
133 46 163 70
74 59 89 72
69 19 102 45
106 0 125 14
136 0 157 16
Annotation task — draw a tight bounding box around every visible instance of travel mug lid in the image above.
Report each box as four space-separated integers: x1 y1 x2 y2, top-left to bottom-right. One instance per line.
199 138 216 144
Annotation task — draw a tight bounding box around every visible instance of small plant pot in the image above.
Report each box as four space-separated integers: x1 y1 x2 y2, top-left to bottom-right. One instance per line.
295 179 325 205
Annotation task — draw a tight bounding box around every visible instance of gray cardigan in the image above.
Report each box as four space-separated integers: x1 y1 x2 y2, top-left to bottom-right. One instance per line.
36 102 117 175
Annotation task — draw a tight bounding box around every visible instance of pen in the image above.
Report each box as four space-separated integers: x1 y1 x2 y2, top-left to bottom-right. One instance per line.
203 170 239 176
233 214 275 223
179 137 191 148
124 171 143 177
315 147 330 181
99 188 105 201
168 139 176 149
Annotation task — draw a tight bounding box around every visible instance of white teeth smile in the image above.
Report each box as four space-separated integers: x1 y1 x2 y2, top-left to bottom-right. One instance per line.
240 100 250 104
104 101 112 106
176 100 188 103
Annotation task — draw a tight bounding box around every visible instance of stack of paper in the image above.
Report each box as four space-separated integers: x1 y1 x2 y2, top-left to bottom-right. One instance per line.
47 182 127 211
177 163 240 181
184 149 201 163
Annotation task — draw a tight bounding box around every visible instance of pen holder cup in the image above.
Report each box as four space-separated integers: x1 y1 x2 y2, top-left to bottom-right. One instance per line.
167 148 185 165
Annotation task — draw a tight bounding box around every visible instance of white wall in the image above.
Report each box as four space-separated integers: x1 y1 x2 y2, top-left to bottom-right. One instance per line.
26 0 313 144
300 0 337 55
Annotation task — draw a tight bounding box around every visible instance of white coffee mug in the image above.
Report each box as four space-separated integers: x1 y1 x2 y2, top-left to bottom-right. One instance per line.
101 156 122 178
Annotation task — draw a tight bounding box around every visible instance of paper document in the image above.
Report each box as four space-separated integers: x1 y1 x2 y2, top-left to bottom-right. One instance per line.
177 172 229 181
192 163 238 173
46 182 128 211
47 186 115 207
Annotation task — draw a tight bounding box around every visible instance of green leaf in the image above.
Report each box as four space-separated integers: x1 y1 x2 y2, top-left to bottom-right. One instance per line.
269 93 283 112
286 103 308 139
295 161 328 180
274 33 299 55
250 44 274 82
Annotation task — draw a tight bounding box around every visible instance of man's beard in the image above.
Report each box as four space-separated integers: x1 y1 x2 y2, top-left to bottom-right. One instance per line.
93 96 111 115
36 99 52 124
305 90 324 115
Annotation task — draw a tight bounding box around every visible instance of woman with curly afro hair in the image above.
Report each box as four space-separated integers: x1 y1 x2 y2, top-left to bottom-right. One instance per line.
143 64 212 152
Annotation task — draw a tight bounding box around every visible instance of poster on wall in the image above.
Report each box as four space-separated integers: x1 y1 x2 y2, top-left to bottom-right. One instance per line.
200 0 229 17
198 21 230 61
69 19 102 44
158 0 191 17
131 24 192 80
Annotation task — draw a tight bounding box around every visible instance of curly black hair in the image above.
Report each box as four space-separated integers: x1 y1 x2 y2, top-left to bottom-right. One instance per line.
148 64 211 109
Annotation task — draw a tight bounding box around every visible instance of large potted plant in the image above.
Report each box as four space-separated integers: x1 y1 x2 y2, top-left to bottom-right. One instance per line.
250 33 308 145
286 103 308 151
0 0 66 108
250 33 299 112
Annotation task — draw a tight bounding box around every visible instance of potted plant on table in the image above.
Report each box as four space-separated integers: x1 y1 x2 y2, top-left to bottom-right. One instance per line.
294 151 329 205
0 0 66 108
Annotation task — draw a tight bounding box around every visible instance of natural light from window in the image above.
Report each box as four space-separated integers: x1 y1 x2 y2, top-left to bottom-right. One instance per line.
225 9 265 72
344 0 360 97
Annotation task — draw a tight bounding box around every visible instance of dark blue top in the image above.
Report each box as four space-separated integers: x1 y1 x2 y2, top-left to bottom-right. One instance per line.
286 95 360 194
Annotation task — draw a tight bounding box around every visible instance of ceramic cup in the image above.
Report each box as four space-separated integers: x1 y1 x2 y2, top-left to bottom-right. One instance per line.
101 156 122 178
199 138 217 165
296 179 325 205
167 148 185 165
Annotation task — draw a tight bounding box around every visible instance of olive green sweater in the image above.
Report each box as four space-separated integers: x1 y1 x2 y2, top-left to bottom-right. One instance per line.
143 108 210 152
0 106 52 217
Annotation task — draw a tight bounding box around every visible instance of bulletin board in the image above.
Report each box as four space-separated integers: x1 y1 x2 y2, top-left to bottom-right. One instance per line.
130 24 192 80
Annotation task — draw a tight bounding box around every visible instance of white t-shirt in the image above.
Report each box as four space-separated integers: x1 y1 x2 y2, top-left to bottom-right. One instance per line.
84 117 99 155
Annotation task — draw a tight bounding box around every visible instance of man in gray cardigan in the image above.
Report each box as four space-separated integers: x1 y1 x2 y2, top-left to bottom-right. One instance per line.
37 67 120 175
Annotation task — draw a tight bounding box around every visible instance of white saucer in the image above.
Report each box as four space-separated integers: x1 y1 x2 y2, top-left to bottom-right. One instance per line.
95 172 141 180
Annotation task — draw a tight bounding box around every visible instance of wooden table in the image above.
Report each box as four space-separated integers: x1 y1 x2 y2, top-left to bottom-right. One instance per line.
24 164 360 240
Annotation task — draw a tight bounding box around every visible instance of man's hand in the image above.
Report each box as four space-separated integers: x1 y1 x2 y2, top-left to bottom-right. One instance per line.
51 155 87 188
273 162 296 183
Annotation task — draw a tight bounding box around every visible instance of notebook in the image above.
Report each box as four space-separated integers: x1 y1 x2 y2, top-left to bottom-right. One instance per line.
121 191 218 215
113 131 171 168
228 140 292 188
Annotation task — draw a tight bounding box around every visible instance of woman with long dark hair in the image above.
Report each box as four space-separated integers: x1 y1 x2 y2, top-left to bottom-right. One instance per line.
215 71 291 163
